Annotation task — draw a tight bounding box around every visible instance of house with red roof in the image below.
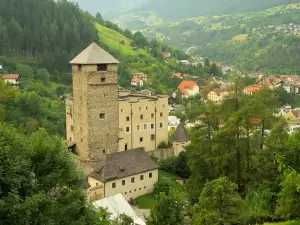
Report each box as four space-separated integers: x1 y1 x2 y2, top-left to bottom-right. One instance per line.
174 80 199 98
244 84 261 95
131 76 143 87
171 73 183 79
2 74 20 88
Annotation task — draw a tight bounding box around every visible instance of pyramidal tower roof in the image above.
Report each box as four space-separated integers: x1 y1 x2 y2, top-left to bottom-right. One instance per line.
70 42 119 64
172 121 191 142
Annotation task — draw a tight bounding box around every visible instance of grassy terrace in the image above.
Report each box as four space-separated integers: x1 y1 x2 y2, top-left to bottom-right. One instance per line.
95 23 149 57
136 170 184 209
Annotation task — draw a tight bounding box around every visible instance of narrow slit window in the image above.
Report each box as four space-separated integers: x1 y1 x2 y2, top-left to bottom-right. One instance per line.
100 113 105 120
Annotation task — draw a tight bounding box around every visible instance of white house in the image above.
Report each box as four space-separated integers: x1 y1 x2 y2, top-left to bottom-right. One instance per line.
131 77 143 87
2 74 20 87
175 80 200 98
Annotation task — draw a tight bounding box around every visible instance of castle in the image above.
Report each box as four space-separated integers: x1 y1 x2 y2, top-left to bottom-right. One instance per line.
66 43 191 202
66 43 169 167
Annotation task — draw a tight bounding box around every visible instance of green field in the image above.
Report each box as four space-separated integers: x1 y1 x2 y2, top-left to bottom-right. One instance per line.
95 23 148 57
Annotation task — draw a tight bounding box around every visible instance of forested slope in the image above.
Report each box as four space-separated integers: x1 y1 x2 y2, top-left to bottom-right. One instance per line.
0 0 98 72
142 4 300 74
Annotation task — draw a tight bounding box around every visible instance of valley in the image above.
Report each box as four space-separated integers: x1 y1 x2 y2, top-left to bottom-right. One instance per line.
137 4 300 74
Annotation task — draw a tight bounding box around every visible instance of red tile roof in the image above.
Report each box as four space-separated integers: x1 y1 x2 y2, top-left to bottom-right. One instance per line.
3 74 20 79
244 84 261 93
172 73 183 78
178 80 198 90
131 77 140 82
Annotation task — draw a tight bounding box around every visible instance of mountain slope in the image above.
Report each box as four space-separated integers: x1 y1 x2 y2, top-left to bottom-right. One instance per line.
141 4 300 74
113 0 300 29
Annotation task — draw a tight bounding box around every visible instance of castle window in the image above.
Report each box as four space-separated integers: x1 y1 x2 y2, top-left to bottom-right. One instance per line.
101 77 106 82
81 139 83 142
126 127 130 132
146 106 148 110
160 112 163 117
139 188 141 190
122 180 126 186
163 104 165 108
140 115 143 120
121 109 123 112
125 144 128 151
160 122 164 128
149 172 152 178
151 134 155 141
144 124 148 130
78 64 82 71
144 186 146 189
137 125 141 131
140 137 143 142
125 192 127 195
151 124 155 130
97 64 107 71
102 149 106 154
140 175 144 181
100 113 105 120
71 125 73 132
151 113 154 118
112 183 116 188
126 116 130 121
131 177 135 183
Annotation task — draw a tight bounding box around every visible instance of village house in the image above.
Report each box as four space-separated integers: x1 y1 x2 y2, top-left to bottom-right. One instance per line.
171 73 184 79
168 115 181 131
163 52 171 60
135 73 148 82
86 148 159 202
2 74 20 88
172 122 191 157
286 109 300 121
131 77 143 87
244 84 262 95
207 89 229 102
180 60 190 65
174 80 200 98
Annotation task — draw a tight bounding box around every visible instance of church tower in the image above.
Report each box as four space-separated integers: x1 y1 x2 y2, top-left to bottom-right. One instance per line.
68 43 119 160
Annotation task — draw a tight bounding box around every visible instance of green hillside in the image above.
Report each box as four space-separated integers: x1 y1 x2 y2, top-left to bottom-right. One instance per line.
141 4 300 74
113 0 300 29
96 23 141 56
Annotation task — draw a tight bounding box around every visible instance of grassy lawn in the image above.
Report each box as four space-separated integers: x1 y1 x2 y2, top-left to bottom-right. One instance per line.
136 194 154 209
135 170 184 209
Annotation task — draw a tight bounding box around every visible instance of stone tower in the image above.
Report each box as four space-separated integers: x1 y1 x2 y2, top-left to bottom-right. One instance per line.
68 43 119 160
172 121 191 156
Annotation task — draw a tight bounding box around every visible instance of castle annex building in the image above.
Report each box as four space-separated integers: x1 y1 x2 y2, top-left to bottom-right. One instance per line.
66 43 168 161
